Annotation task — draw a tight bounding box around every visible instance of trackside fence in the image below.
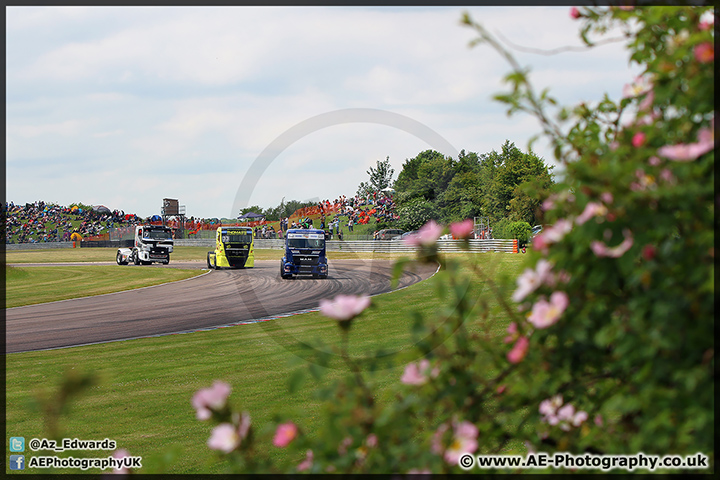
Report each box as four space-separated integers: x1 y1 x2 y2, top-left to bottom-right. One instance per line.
245 238 517 253
5 241 75 250
6 239 518 253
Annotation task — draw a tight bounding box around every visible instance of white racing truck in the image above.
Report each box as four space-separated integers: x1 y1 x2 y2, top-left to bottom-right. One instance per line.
116 225 174 265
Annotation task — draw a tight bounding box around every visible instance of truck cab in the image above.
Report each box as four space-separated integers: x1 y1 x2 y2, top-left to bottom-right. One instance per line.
116 225 173 265
207 226 254 269
280 228 328 279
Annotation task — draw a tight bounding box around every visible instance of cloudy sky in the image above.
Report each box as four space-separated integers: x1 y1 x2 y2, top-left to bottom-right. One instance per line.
6 6 640 219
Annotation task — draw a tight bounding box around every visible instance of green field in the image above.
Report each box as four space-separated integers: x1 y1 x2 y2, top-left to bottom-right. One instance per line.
6 266 206 308
5 249 525 474
5 246 266 263
5 246 410 264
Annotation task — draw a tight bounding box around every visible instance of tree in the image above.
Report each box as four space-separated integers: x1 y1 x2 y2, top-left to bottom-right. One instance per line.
482 141 553 223
394 150 452 203
356 181 372 198
437 170 484 223
238 205 264 217
366 156 395 192
396 198 439 232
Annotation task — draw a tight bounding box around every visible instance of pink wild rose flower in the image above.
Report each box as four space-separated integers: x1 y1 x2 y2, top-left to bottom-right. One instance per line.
527 291 569 329
319 294 371 321
632 132 646 147
622 75 652 98
638 90 655 113
699 17 714 31
539 395 563 418
694 42 714 63
658 125 714 161
297 450 314 472
404 220 444 247
238 411 251 440
111 449 131 474
507 336 530 364
192 381 232 420
443 421 479 465
503 321 518 344
207 423 243 453
532 219 572 253
591 229 634 258
576 202 608 226
449 219 474 239
273 422 298 448
401 359 439 385
600 192 614 204
512 259 554 302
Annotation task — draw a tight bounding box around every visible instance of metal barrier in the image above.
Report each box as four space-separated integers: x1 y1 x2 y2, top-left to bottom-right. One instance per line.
80 240 134 248
6 238 517 253
321 239 516 253
240 239 516 253
5 241 75 250
173 239 215 247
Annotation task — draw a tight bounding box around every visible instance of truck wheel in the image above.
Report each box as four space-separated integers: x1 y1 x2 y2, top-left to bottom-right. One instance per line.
207 253 213 269
116 251 127 265
133 252 140 265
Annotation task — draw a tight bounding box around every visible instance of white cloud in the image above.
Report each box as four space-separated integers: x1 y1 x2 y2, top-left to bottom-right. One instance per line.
6 6 638 218
8 119 84 139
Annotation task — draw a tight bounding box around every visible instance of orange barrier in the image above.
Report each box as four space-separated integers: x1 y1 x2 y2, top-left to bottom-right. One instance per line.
513 239 518 253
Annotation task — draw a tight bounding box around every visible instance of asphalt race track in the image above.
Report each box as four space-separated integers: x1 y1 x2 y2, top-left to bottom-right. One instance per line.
6 259 437 354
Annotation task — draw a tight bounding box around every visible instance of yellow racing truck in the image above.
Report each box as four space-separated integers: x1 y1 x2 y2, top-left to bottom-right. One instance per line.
207 226 255 269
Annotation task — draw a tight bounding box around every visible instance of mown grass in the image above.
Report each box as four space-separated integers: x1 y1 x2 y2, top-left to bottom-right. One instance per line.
5 252 526 474
6 246 415 264
5 266 205 308
5 246 225 263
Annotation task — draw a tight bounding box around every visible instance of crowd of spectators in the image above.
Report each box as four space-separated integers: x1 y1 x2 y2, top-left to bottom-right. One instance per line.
247 191 399 240
316 191 398 236
4 191 399 244
3 201 141 244
254 224 282 239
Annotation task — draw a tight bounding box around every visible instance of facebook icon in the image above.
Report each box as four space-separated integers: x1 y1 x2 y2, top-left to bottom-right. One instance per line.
10 455 25 470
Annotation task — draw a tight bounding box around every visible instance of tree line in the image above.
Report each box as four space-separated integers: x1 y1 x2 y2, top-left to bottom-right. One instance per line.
390 140 555 239
240 140 555 241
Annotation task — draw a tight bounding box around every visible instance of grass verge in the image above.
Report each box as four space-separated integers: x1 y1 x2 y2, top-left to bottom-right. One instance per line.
5 266 205 308
5 253 526 474
5 246 416 264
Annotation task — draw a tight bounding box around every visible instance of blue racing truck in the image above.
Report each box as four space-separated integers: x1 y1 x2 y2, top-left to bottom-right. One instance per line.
280 228 328 279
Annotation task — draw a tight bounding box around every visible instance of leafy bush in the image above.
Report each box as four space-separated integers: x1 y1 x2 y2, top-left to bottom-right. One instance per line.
507 221 531 245
395 198 439 232
187 5 714 474
491 217 511 239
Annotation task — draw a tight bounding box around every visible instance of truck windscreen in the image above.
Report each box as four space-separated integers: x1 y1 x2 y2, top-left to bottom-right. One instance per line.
145 230 172 240
223 234 252 243
288 238 324 249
